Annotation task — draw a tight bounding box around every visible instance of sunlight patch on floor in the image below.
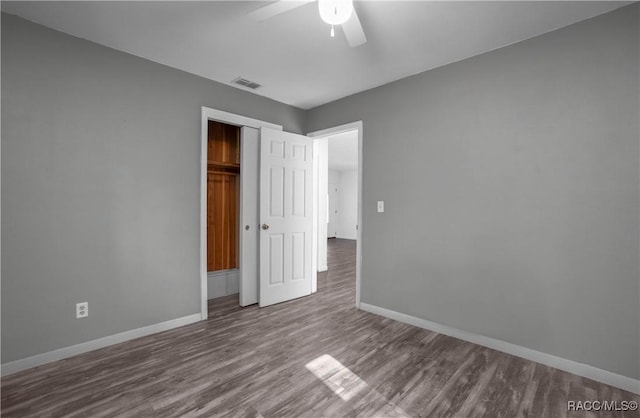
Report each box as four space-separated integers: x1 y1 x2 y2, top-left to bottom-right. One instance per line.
305 354 411 417
305 354 369 401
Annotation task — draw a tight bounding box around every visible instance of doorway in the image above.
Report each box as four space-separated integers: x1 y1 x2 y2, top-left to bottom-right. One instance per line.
327 132 358 241
206 121 240 300
199 107 283 319
200 107 319 316
308 122 363 308
200 109 362 316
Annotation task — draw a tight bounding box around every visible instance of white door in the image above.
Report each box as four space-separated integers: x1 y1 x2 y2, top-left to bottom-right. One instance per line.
259 127 313 307
239 127 259 306
328 184 338 238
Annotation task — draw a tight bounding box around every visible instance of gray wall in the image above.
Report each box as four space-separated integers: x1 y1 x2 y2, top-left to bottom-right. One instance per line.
1 13 306 363
308 5 639 379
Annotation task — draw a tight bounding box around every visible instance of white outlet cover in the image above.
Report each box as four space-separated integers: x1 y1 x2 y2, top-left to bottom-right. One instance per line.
377 201 384 213
76 302 88 318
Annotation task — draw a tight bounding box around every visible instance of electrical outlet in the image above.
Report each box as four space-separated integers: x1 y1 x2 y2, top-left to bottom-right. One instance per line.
76 302 88 319
377 201 385 213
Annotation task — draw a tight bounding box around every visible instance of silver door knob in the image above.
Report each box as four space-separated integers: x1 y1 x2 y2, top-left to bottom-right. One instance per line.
261 224 270 230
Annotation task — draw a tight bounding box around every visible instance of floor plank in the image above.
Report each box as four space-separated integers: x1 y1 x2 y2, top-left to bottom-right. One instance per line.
2 239 638 417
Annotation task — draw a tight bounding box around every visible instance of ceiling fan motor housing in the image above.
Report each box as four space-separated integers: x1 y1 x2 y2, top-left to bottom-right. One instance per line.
318 0 353 26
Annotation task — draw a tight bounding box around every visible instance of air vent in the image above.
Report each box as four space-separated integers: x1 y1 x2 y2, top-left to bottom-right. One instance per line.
231 77 261 90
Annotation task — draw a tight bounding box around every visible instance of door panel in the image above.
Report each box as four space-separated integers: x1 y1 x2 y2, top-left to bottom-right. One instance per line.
259 128 313 307
292 169 306 217
239 127 259 306
291 232 305 280
268 234 285 285
269 166 285 218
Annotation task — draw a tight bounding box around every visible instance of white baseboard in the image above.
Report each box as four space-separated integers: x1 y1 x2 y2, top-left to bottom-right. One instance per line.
318 265 328 272
207 269 239 299
1 313 202 377
359 302 640 395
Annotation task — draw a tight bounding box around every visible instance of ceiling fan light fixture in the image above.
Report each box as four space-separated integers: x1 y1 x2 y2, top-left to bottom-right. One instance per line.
318 0 353 26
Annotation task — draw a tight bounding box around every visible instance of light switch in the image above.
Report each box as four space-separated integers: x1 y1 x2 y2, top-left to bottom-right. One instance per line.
377 201 384 213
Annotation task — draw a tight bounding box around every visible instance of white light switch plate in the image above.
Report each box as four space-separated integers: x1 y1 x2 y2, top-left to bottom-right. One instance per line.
377 201 384 213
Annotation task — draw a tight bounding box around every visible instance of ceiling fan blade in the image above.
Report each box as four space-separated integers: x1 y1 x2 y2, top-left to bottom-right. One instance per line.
248 0 315 22
342 7 367 47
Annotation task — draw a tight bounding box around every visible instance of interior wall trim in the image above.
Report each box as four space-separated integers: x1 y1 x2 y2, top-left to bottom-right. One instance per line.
207 269 240 299
1 313 202 377
359 302 640 395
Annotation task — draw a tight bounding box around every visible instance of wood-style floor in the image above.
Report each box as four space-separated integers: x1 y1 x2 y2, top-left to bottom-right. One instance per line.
2 239 638 417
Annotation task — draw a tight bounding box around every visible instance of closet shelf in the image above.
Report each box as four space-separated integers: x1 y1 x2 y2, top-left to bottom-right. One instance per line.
208 161 240 168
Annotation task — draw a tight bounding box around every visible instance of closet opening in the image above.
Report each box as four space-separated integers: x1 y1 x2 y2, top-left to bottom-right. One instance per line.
207 120 240 300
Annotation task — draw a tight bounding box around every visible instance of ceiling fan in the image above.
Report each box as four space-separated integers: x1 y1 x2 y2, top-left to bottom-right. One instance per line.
248 0 367 47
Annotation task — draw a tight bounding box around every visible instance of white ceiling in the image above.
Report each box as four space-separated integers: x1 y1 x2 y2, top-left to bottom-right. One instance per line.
328 130 358 171
2 1 631 109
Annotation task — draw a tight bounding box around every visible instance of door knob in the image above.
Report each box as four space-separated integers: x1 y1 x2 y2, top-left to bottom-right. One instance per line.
261 224 270 230
245 225 250 230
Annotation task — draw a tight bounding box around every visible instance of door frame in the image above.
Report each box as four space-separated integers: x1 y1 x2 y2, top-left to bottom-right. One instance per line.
307 121 363 308
200 107 282 320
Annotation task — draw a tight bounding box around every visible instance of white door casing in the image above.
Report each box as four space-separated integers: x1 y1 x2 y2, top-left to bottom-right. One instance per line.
316 138 329 273
259 128 313 307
